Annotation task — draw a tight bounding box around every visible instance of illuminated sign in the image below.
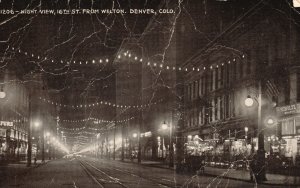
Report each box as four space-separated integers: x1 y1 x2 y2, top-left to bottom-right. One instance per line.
0 121 13 127
276 104 300 116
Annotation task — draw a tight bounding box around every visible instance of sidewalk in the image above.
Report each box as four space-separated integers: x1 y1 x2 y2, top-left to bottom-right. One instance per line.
204 166 300 186
116 158 300 186
0 159 50 187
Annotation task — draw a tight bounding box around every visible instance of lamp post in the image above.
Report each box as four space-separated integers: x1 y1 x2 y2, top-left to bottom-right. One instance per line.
0 85 6 99
34 121 45 163
245 127 248 139
245 81 266 181
162 121 174 168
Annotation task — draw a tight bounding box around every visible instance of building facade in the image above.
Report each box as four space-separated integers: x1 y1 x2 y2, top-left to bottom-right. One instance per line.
182 0 300 166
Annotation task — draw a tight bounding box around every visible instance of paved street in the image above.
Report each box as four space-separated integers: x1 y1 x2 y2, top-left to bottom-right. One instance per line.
0 157 294 188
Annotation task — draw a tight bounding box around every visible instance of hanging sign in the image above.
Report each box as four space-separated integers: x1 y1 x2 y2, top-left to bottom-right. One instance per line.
276 103 300 116
0 121 13 127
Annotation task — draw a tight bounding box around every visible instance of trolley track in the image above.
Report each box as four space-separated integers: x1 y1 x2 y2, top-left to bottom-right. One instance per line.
79 158 176 188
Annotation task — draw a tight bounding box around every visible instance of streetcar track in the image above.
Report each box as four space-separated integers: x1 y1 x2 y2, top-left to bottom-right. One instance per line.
84 158 176 188
79 159 129 188
79 160 105 188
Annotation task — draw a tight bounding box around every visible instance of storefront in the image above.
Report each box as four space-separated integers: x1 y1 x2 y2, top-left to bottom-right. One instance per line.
0 121 28 162
276 103 300 165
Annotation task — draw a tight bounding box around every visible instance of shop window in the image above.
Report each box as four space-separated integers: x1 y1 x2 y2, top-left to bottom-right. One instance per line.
282 118 295 135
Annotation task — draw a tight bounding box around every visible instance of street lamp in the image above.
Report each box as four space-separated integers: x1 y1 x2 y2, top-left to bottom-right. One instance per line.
0 86 6 99
34 121 40 128
161 121 174 168
133 133 137 138
267 118 274 126
245 95 254 107
245 127 248 139
244 81 266 181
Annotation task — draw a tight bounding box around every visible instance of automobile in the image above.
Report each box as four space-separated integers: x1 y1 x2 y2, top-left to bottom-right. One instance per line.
176 155 205 173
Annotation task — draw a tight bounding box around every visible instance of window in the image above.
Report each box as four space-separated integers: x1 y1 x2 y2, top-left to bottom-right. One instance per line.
209 101 213 122
225 95 229 118
185 85 188 101
194 81 198 99
226 63 230 86
204 74 208 94
191 83 194 100
199 78 202 96
220 96 224 120
230 93 235 117
297 73 300 102
233 61 237 80
210 70 214 91
240 61 244 78
220 64 224 87
246 59 251 75
199 107 204 125
194 109 198 126
188 84 192 101
190 112 194 127
215 68 219 89
214 97 218 121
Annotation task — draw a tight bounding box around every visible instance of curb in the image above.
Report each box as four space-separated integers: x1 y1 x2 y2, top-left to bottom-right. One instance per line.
202 172 300 187
96 159 300 187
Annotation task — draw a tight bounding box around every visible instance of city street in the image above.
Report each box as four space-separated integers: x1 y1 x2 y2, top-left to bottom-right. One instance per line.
0 157 291 188
1 0 300 187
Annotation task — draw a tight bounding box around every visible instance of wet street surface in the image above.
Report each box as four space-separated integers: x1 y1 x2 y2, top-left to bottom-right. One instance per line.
0 158 291 188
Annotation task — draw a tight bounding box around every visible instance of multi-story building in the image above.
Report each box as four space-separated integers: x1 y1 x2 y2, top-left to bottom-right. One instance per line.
0 69 29 162
182 0 300 165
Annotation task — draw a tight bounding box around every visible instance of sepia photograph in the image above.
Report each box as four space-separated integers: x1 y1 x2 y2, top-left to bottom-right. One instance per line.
0 0 300 187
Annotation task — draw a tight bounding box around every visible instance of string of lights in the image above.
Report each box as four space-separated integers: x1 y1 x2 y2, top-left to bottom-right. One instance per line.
10 46 247 73
61 117 135 123
38 97 163 109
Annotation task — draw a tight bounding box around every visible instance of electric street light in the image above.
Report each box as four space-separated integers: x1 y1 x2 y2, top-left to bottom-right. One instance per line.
245 127 248 139
0 86 6 99
245 95 254 107
267 118 274 125
161 121 174 168
244 81 266 181
34 121 40 128
133 133 137 138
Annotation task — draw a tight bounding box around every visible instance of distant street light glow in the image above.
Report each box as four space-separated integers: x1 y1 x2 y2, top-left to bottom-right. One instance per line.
34 121 40 128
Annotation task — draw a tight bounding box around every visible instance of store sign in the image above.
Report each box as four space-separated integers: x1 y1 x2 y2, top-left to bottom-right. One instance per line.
276 104 300 116
294 0 300 7
0 121 13 127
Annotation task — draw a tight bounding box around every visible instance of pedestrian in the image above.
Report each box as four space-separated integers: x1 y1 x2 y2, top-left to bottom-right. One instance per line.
249 154 257 181
34 157 37 165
